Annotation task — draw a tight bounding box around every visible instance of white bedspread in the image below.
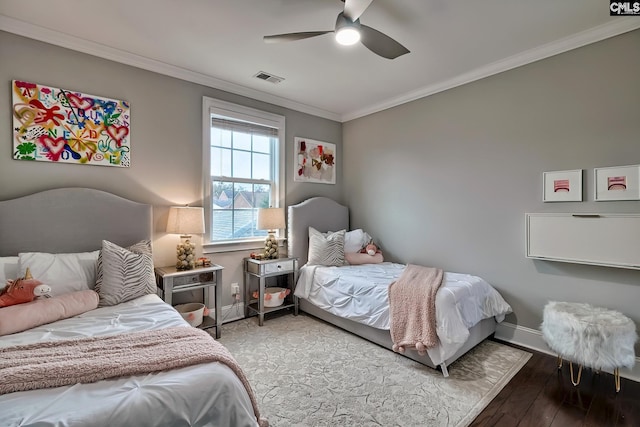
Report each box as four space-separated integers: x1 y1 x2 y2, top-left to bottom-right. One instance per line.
0 294 260 427
295 262 512 365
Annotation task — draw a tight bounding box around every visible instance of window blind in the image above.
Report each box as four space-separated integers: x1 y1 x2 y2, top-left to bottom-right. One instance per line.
211 118 277 138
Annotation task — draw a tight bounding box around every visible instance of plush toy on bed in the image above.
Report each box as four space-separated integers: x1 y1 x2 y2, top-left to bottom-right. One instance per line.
362 241 381 256
342 229 385 265
0 268 52 308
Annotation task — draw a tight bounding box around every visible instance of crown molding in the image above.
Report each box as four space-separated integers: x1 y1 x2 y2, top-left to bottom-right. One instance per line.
2 15 638 124
0 15 342 122
341 17 640 122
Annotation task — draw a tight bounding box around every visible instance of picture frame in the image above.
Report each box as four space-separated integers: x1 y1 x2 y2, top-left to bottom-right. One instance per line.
594 164 640 201
543 169 583 202
12 80 130 167
294 137 336 184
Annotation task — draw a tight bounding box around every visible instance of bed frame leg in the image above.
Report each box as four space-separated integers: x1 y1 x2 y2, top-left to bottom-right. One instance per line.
440 363 449 377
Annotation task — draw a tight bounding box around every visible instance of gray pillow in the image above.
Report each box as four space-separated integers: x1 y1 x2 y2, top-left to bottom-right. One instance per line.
95 240 156 307
307 227 346 266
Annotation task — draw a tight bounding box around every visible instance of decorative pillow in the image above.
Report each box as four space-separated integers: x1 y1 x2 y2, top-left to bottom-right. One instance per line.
0 256 19 291
0 289 99 336
17 251 99 297
307 227 345 266
95 240 156 307
345 252 384 265
344 229 373 253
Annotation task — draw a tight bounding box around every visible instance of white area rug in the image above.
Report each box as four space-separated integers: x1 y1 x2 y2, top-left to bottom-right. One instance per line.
218 314 531 427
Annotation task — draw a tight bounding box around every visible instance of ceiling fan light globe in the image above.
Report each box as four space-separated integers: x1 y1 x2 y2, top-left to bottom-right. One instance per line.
335 28 360 46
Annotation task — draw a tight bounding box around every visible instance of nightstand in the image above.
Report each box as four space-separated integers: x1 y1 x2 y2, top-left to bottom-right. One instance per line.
244 257 298 326
154 264 223 338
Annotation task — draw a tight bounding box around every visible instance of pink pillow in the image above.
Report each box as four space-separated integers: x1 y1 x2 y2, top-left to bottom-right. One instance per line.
0 290 98 336
345 252 384 265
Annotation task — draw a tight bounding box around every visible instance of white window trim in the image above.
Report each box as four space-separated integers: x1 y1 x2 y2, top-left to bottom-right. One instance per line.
202 97 285 253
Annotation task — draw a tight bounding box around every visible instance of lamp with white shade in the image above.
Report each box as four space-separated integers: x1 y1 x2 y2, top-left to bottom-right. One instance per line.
166 206 205 270
257 207 285 259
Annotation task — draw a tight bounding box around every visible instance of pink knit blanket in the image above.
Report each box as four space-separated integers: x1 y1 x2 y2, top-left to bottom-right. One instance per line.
388 264 444 355
0 326 268 427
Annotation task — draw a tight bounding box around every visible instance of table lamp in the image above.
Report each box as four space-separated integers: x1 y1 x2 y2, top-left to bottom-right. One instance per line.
257 207 285 259
166 206 205 270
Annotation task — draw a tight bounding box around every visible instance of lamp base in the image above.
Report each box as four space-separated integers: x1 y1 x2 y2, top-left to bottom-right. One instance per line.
176 238 196 270
263 232 278 259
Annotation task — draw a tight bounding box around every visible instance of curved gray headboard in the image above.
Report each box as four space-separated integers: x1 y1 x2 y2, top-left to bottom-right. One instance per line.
0 188 152 256
287 197 349 266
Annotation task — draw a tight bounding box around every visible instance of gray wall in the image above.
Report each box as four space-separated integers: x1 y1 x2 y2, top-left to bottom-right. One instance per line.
343 30 640 349
0 30 342 305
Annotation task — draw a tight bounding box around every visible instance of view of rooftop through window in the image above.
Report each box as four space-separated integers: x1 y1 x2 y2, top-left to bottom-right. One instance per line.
210 118 277 241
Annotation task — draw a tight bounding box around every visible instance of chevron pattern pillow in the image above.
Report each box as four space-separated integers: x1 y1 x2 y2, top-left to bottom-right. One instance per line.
95 240 156 307
307 227 346 266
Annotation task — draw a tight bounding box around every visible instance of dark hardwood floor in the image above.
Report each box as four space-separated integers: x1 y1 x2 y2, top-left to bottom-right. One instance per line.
470 340 640 427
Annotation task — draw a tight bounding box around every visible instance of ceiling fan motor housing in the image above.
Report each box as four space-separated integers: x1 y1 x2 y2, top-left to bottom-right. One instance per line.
335 12 361 32
335 12 361 45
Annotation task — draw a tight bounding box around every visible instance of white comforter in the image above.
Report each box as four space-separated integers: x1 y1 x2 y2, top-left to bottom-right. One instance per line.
0 294 259 427
295 262 512 365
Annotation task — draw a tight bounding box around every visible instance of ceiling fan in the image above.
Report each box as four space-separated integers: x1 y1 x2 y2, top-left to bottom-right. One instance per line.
264 0 409 60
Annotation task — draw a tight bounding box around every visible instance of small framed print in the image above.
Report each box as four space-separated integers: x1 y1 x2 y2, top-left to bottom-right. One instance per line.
594 164 640 201
294 137 336 184
543 169 583 202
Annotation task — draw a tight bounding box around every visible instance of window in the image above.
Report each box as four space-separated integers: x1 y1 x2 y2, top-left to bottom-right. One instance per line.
203 97 285 249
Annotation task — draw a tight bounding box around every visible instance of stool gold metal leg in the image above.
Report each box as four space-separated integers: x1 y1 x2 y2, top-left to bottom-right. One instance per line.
557 355 563 369
614 368 621 393
569 362 582 386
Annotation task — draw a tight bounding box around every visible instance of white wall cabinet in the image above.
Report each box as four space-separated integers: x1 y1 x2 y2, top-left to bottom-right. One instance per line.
526 213 640 270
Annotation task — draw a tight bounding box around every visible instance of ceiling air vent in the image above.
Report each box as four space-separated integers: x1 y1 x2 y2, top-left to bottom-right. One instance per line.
254 71 284 84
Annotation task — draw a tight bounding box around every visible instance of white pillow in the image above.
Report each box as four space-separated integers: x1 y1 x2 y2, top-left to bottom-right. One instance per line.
18 251 99 297
344 229 373 253
94 240 156 307
308 227 346 266
0 256 19 291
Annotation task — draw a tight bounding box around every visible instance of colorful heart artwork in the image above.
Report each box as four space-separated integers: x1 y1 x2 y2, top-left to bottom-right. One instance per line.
106 125 129 147
11 80 130 167
38 135 66 161
65 93 94 111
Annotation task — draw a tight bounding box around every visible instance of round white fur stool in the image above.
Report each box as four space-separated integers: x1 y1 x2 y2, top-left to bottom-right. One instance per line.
541 301 637 393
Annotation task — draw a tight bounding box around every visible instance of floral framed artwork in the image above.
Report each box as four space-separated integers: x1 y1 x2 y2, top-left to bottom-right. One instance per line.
594 164 640 201
543 169 583 202
12 80 130 167
294 137 336 184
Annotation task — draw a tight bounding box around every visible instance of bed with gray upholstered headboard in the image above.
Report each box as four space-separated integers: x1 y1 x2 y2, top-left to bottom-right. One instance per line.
0 187 265 427
288 196 512 376
0 187 152 256
287 196 349 266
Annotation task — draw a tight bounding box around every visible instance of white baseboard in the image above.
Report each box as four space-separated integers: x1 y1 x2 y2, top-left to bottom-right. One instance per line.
495 322 640 383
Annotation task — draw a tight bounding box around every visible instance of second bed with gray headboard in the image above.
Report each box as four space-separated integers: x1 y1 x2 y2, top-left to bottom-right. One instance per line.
288 196 512 376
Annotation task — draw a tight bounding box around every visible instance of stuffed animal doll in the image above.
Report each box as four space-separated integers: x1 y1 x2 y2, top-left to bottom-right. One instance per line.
361 240 382 256
0 268 51 308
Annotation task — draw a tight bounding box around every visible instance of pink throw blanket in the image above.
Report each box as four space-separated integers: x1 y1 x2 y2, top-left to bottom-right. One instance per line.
0 326 268 427
388 264 443 355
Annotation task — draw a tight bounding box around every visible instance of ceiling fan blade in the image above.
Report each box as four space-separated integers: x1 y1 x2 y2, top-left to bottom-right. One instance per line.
343 0 374 22
359 25 409 59
264 31 332 43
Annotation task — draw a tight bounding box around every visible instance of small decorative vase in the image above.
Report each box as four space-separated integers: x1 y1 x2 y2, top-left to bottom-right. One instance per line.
176 239 196 270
